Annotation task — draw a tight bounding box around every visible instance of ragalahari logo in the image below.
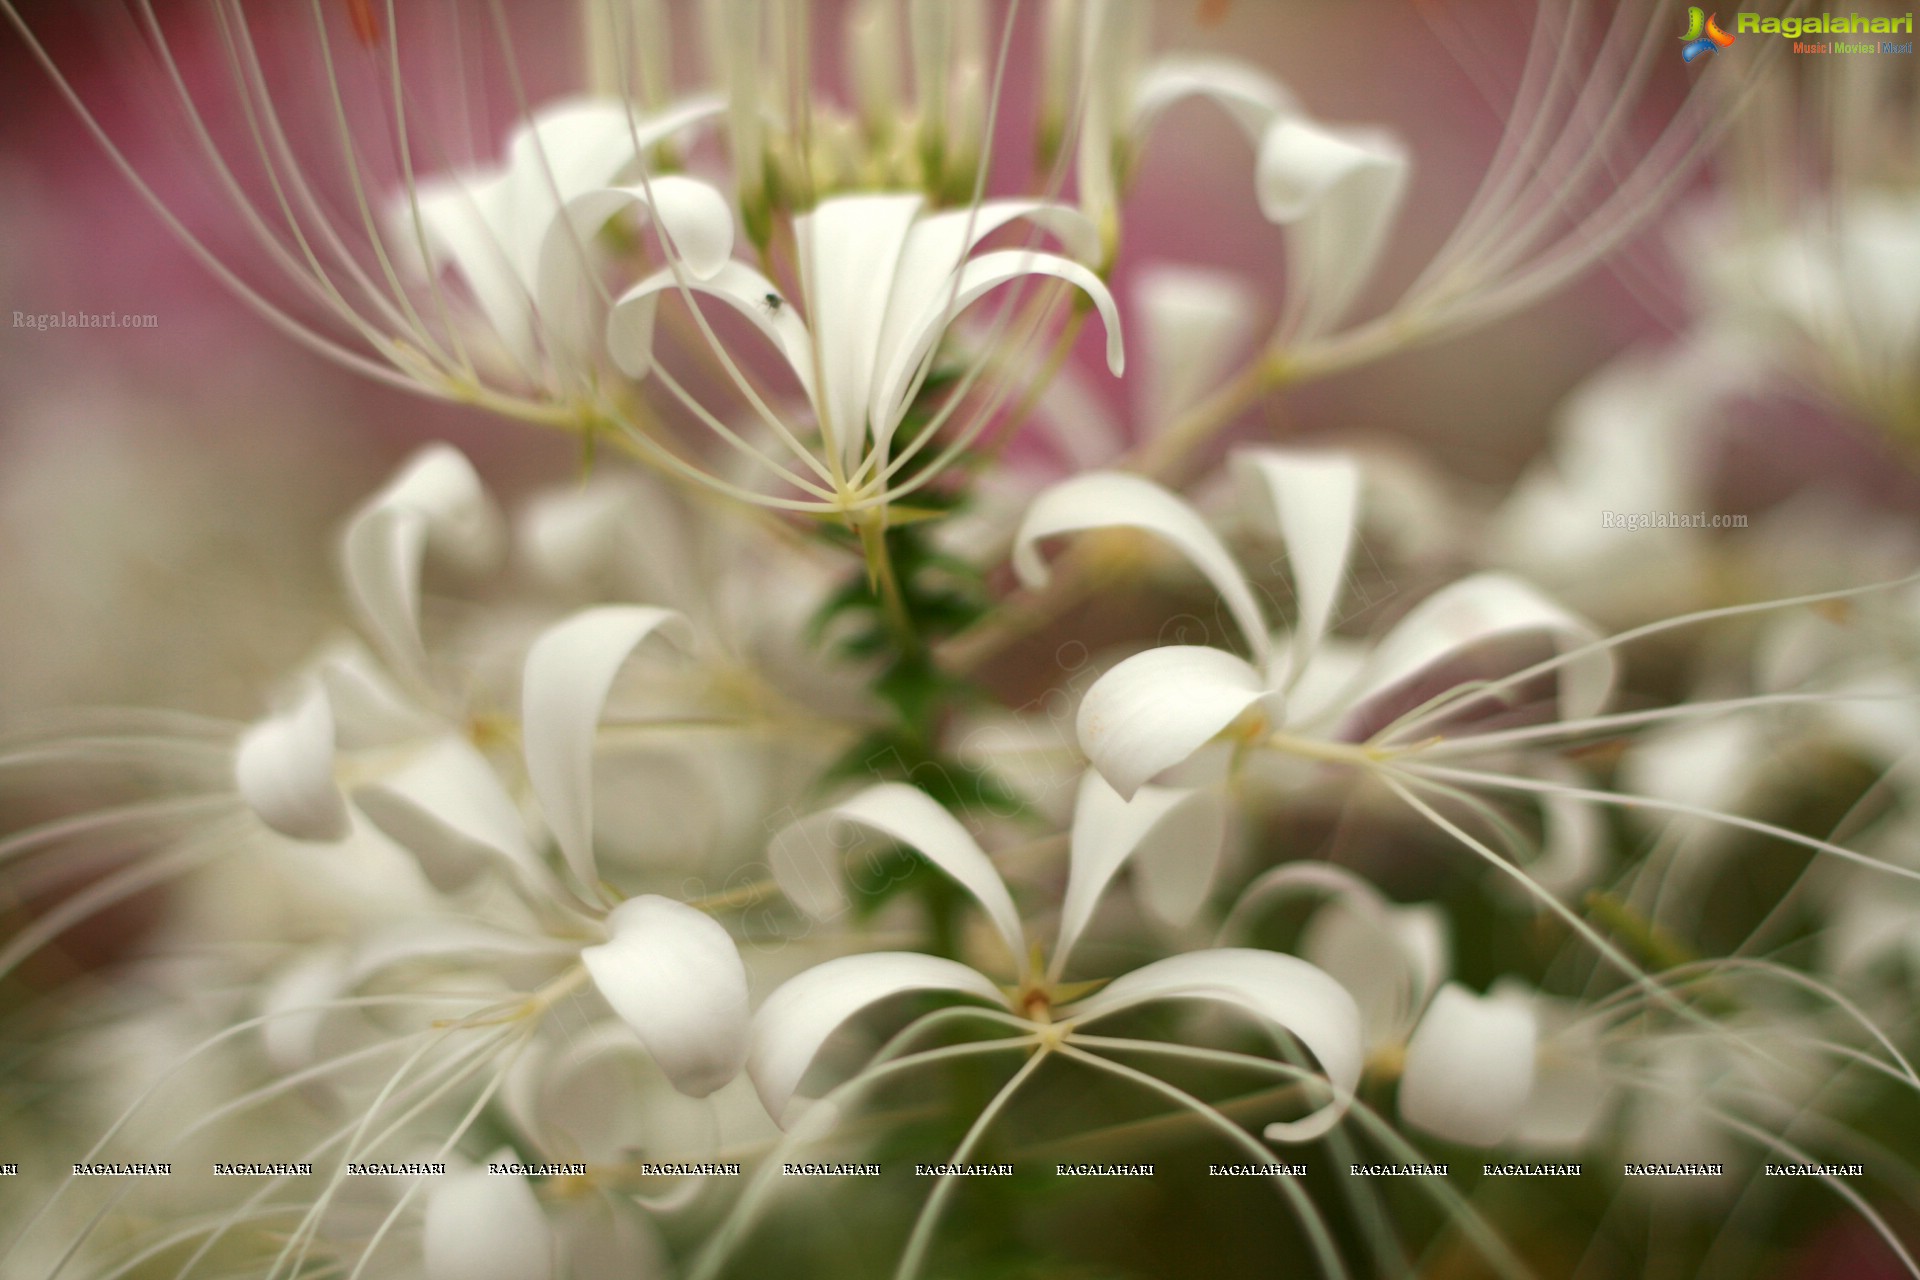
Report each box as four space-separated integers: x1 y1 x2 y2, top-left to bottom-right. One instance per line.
1681 7 1737 59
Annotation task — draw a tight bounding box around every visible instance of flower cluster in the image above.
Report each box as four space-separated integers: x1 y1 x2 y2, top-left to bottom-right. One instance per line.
2 2 1917 1279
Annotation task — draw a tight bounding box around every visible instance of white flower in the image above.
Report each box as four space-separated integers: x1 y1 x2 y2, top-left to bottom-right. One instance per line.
1011 451 1613 802
396 97 731 402
606 192 1124 516
752 775 1362 1139
231 446 760 1098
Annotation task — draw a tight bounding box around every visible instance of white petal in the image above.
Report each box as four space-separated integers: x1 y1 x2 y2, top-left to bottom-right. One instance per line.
581 896 750 1098
1136 265 1261 428
1617 714 1761 840
1128 789 1228 933
1501 984 1612 1153
1352 573 1614 727
1066 948 1363 1142
522 606 692 891
1398 983 1538 1146
535 175 736 371
424 1162 554 1280
868 248 1125 468
747 951 1005 1126
235 683 349 842
497 98 722 243
406 169 531 361
1076 645 1269 799
1013 473 1267 661
312 644 440 749
352 736 542 893
1232 450 1361 677
868 199 1105 459
340 446 503 685
1131 55 1297 143
346 918 573 987
397 95 721 363
261 948 348 1073
504 1025 717 1170
1056 772 1224 973
607 259 816 393
1302 899 1449 1051
797 194 926 474
768 784 1024 963
1256 117 1408 336
1222 862 1447 1048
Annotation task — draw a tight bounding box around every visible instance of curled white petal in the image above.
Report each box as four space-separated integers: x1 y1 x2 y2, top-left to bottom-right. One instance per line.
1232 450 1361 675
1302 897 1449 1051
522 606 692 891
1398 983 1538 1146
352 736 541 893
424 1159 554 1280
536 175 736 369
504 1025 718 1172
1131 55 1297 143
1502 983 1613 1153
747 951 1005 1126
768 784 1024 962
1066 948 1363 1142
799 194 927 475
398 95 720 363
1257 117 1409 336
1077 645 1269 799
1530 762 1605 896
869 247 1125 465
312 644 439 749
1223 862 1449 1049
235 683 348 843
340 446 503 685
607 259 816 390
1057 772 1224 974
1354 573 1614 727
581 896 750 1098
1013 473 1268 660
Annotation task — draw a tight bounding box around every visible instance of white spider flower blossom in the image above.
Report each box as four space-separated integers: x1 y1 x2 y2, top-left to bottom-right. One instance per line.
604 191 1124 516
751 774 1363 1143
1012 451 1614 802
231 446 760 1098
393 96 732 403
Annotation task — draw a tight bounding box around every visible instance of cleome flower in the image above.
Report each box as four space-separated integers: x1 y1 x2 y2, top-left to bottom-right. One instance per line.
1011 449 1614 803
721 774 1363 1275
604 190 1124 518
227 445 797 1101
